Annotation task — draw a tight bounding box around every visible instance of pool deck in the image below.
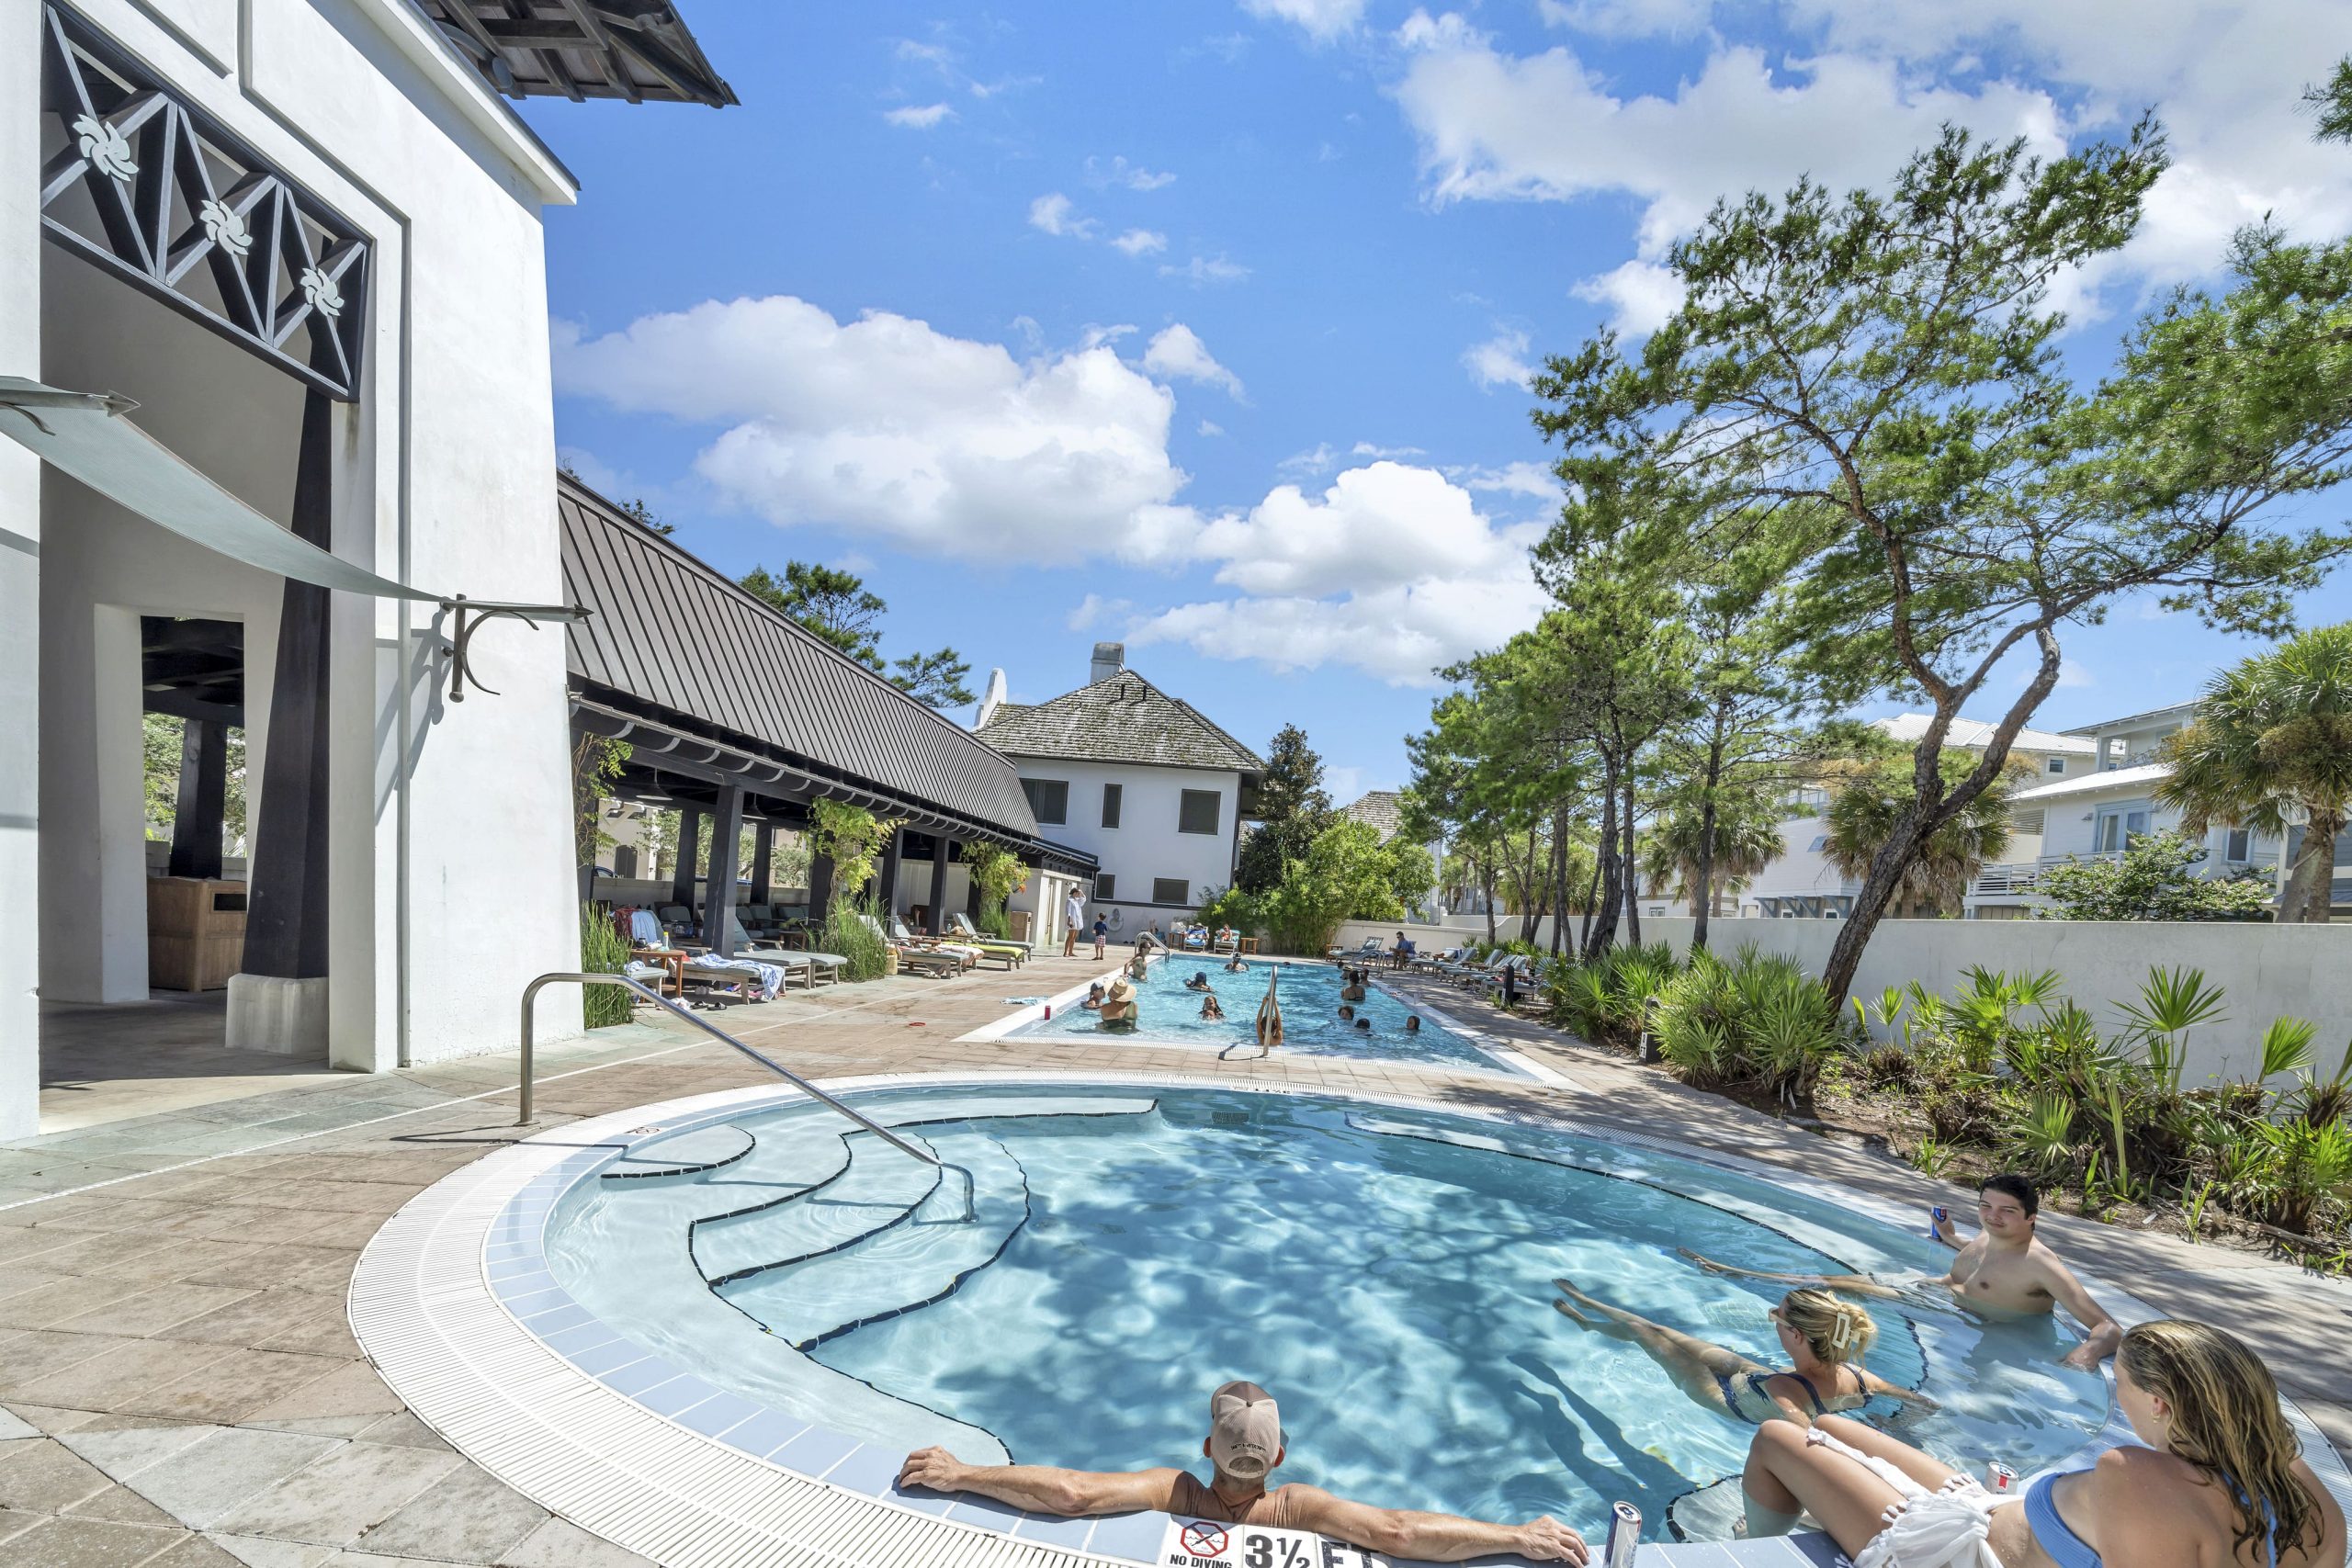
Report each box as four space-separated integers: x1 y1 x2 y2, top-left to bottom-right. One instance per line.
1 950 2346 1567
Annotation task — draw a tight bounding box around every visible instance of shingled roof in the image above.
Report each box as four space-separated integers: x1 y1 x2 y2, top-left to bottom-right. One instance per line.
1340 790 1407 841
977 671 1265 776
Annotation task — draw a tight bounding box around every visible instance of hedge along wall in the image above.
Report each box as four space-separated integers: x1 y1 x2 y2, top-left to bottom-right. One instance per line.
1335 915 2352 1087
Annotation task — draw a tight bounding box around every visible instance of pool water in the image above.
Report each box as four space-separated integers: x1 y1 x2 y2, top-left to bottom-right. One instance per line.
542 1084 2110 1540
1012 953 1507 1073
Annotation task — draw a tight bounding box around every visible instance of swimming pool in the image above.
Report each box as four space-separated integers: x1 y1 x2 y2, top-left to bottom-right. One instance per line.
1004 953 1514 1073
532 1080 2110 1544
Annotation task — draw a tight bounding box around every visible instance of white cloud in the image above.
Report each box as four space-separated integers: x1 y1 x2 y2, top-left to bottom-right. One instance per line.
1325 764 1369 802
1127 462 1549 684
1462 329 1534 390
1088 155 1178 191
1067 592 1136 631
1396 3 2352 296
1451 459 1562 502
1198 419 1227 436
1028 192 1097 238
1112 228 1170 256
1141 324 1246 399
552 297 1204 568
884 103 956 129
1240 0 1366 41
1569 258 1685 336
1160 254 1251 285
1276 443 1340 477
1351 441 1427 459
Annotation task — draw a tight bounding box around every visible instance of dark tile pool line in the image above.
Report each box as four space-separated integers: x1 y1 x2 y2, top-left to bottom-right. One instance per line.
483 1101 1883 1565
476 1079 2352 1568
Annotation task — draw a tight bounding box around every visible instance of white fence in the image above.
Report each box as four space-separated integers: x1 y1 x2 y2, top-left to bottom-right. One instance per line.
1331 915 2352 1086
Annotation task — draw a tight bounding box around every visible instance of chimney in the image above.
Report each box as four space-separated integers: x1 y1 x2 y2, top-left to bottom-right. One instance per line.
975 668 1008 730
1091 642 1125 685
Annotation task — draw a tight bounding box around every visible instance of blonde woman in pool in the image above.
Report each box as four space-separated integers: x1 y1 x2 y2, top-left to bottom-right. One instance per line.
1551 1280 1934 1427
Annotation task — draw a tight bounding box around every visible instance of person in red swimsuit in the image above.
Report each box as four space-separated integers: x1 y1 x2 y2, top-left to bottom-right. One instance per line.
897 1380 1588 1562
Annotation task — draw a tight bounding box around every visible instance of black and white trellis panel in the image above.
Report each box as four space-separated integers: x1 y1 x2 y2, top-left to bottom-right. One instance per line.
37 3 371 402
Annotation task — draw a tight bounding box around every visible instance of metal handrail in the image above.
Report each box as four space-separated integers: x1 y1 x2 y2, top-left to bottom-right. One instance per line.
516 972 952 1198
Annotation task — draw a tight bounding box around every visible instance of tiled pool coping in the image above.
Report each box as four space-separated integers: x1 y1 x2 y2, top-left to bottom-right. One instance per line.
351 1069 2352 1568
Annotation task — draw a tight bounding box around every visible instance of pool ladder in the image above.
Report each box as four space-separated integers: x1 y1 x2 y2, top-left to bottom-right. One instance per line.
516 971 975 1222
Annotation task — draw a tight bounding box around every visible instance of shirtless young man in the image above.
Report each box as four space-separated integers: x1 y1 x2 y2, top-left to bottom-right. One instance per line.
1682 1173 2120 1371
899 1381 1588 1563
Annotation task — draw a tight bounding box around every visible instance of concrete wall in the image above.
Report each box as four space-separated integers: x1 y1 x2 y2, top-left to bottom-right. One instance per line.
1331 912 2350 1085
17 0 586 1129
1 0 42 1136
1006 757 1240 919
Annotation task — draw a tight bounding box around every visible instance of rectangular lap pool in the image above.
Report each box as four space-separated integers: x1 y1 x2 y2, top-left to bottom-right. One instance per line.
1005 953 1522 1074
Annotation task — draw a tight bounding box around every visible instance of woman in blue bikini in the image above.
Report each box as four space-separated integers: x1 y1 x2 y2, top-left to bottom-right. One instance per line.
1552 1279 1934 1427
1739 1318 2344 1568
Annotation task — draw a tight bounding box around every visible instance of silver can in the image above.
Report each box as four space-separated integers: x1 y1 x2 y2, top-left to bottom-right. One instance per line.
1603 1500 1641 1568
1984 1461 2018 1494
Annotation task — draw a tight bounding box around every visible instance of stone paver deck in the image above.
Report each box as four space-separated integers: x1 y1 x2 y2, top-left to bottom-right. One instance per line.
3 952 2346 1565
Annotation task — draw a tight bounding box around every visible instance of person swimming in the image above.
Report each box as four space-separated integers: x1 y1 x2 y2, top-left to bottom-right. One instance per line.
1185 971 1212 992
1405 1015 1421 1032
1339 971 1367 1003
1080 982 1105 1011
1100 974 1138 1031
1550 1280 1931 1429
1737 1319 2343 1567
1338 1004 1354 1021
1224 952 1248 973
1353 1017 1371 1032
1200 992 1226 1021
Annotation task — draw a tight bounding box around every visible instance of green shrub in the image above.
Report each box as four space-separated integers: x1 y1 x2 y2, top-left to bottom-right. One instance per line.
821 895 891 982
579 905 635 1028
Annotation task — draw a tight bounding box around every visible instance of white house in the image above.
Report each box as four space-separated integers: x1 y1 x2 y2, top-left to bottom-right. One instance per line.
1964 701 2293 918
1736 714 2098 919
977 643 1264 937
2 0 736 1136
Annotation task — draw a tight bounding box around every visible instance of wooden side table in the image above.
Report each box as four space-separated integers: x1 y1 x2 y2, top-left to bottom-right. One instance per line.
1238 936 1260 955
629 948 687 998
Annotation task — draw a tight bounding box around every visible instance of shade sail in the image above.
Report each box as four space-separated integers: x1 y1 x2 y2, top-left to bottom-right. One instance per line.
0 377 579 621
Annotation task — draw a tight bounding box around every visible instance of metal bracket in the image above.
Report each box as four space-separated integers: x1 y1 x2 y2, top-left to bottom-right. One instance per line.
443 594 591 702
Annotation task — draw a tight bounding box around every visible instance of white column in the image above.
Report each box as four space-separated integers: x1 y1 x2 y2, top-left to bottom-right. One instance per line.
0 0 41 1136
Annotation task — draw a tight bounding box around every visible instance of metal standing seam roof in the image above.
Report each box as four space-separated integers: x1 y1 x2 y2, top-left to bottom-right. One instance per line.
977 671 1266 775
558 478 1049 849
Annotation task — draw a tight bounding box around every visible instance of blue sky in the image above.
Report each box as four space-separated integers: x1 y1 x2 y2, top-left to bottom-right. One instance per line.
526 0 2352 801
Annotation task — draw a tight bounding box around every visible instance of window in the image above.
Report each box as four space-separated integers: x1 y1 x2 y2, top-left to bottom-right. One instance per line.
1102 783 1123 829
1095 873 1117 900
2096 806 2152 853
1178 788 1220 836
2046 758 2066 774
1152 877 1191 906
1021 778 1069 825
2010 810 2045 835
2224 828 2251 862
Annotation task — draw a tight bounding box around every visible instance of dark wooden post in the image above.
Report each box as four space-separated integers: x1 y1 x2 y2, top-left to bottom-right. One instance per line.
167 716 227 881
928 838 953 936
751 821 774 905
877 829 902 917
243 392 334 979
701 786 743 959
967 856 984 919
808 852 834 923
671 807 701 913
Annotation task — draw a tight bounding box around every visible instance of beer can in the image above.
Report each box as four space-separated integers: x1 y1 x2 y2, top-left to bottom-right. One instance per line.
1984 1461 2018 1494
1603 1500 1641 1568
1928 1205 1946 1240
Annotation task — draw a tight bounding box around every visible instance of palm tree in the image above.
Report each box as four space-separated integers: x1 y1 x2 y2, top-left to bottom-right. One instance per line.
1823 757 2021 918
2158 624 2352 925
1643 792 1785 917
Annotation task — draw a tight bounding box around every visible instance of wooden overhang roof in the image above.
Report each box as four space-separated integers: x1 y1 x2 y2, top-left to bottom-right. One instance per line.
559 477 1094 875
414 1 738 107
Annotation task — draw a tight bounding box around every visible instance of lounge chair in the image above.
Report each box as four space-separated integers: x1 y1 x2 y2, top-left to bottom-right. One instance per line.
945 911 1032 962
715 916 823 989
861 914 977 976
888 915 1010 971
1326 935 1384 963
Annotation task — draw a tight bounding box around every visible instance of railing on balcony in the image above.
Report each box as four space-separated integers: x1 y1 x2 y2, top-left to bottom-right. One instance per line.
1972 847 2278 899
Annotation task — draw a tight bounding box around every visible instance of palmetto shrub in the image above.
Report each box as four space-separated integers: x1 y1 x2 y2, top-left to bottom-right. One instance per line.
1648 945 1838 1106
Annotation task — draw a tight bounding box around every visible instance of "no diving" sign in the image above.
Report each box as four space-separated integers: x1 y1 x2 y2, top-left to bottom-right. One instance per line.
1158 1516 1390 1568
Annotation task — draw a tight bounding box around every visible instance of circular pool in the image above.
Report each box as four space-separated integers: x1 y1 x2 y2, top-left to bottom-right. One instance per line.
529 1081 2109 1536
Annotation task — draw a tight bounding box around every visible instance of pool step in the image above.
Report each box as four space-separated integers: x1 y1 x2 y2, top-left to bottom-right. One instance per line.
717 1131 1029 1349
692 1128 943 1286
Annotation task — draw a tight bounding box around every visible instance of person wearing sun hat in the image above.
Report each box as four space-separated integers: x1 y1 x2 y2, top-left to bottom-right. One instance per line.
1098 972 1138 1030
896 1380 1589 1562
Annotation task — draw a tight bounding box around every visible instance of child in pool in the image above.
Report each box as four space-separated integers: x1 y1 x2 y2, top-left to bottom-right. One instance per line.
1080 983 1105 1011
1200 992 1225 1021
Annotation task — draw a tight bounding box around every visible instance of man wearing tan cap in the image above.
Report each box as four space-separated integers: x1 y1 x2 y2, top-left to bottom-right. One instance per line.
897 1380 1588 1562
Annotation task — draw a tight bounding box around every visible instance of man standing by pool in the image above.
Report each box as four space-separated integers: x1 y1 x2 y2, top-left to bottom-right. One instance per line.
1683 1172 2120 1370
1064 887 1085 957
898 1381 1589 1562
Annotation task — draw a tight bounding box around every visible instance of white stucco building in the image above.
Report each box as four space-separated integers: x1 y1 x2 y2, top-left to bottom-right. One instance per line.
1964 701 2296 918
2 0 736 1136
1736 714 2098 920
977 644 1264 937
